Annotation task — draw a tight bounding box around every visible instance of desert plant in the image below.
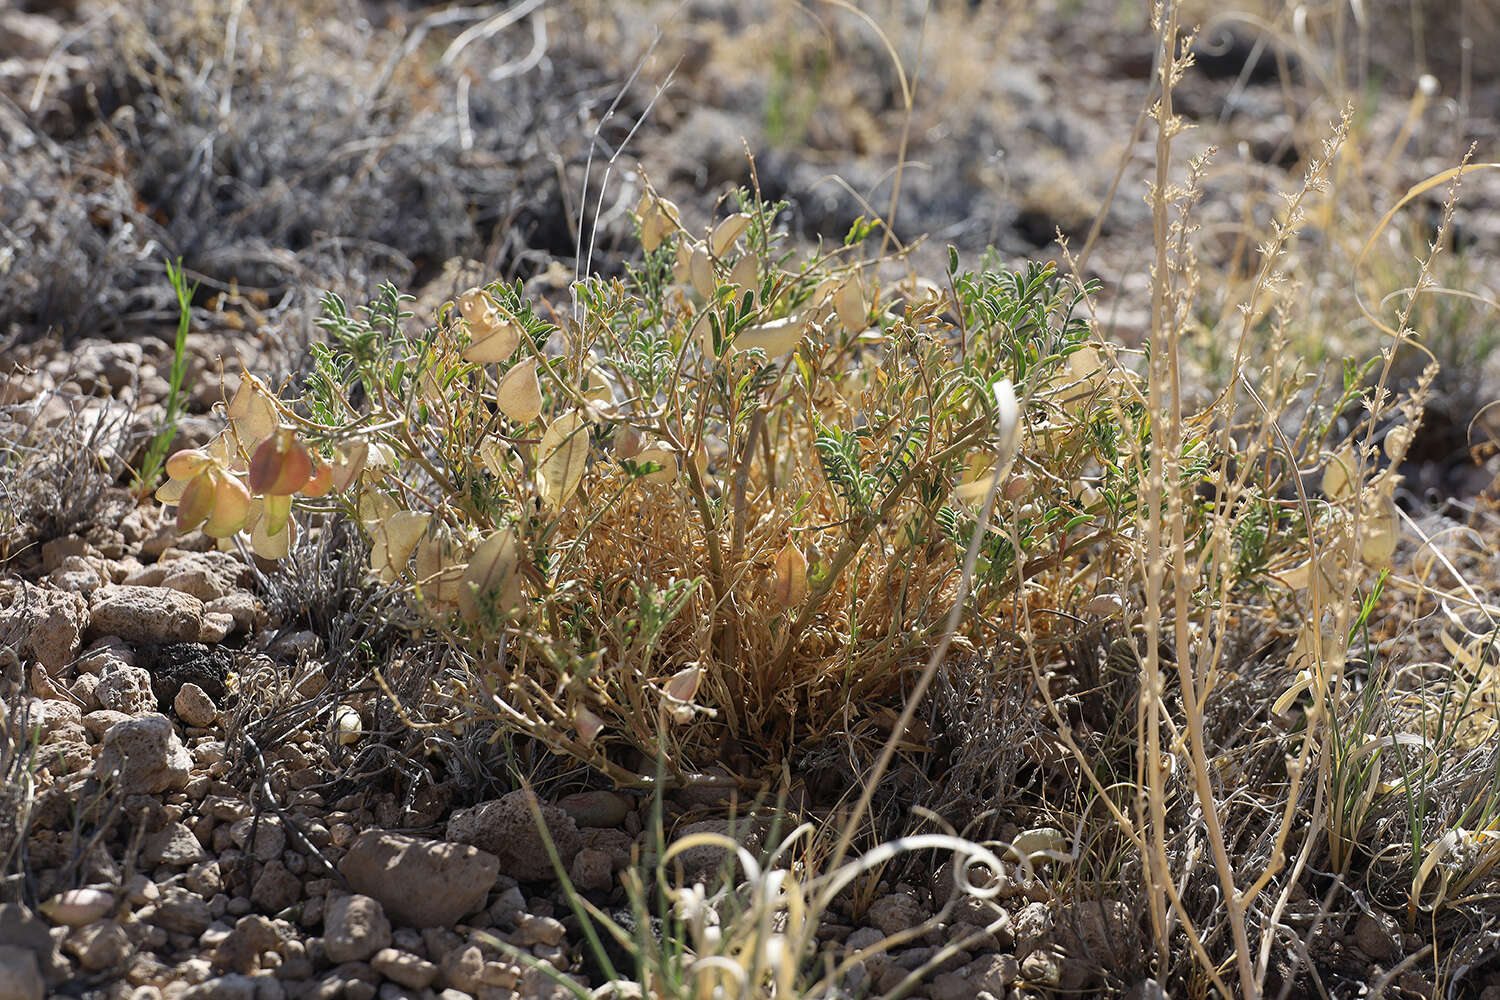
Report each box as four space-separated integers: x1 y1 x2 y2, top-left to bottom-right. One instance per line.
151 188 1134 785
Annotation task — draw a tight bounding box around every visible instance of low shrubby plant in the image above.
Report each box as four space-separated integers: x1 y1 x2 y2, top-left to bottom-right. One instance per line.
155 190 1146 783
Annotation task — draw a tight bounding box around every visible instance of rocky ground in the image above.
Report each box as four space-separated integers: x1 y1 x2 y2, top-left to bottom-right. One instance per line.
7 0 1500 998
0 504 1105 1000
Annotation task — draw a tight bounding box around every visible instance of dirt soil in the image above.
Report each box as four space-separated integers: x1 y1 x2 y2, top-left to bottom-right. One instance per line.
6 1 1500 999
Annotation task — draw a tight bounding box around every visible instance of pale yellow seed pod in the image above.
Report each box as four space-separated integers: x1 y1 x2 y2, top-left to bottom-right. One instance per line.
710 213 752 257
1321 446 1359 501
614 425 645 461
834 278 866 333
165 449 212 481
457 288 491 324
689 245 715 299
1360 495 1400 564
633 444 679 485
462 318 521 364
673 241 695 286
1384 424 1413 462
334 705 362 745
665 664 701 703
772 541 808 608
203 474 252 539
728 255 758 296
496 357 544 423
574 705 604 746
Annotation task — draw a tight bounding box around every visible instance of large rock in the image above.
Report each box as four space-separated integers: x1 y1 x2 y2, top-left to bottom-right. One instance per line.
0 583 88 671
95 665 156 715
88 585 203 644
323 894 392 963
151 888 212 936
93 714 191 794
444 790 581 882
338 831 498 928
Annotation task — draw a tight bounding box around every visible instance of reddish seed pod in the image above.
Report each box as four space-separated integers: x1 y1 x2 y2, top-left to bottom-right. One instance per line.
165 449 212 481
176 473 215 533
248 430 315 496
203 474 252 538
302 459 334 498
